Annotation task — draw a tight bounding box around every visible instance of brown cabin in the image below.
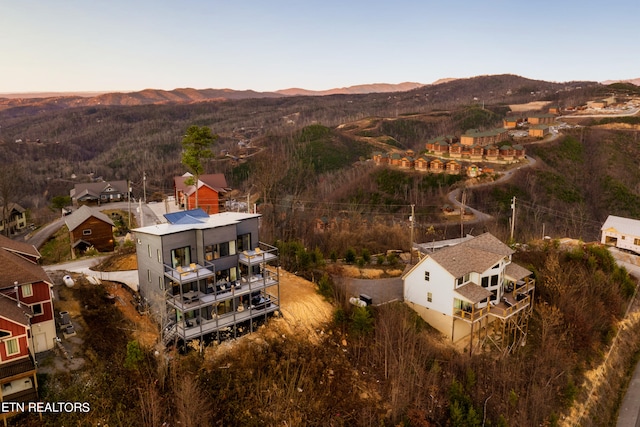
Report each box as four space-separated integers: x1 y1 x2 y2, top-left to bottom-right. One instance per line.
64 205 115 257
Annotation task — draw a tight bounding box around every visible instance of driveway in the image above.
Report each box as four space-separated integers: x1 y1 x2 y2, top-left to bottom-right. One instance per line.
25 200 165 249
44 256 140 292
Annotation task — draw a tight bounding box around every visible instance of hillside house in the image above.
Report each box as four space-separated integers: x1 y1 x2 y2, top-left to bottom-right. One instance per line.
449 143 463 158
372 152 389 166
389 153 402 167
70 180 129 206
64 205 115 256
528 124 550 138
0 204 27 236
426 135 456 153
460 128 509 147
601 215 640 255
404 233 535 353
499 145 515 161
484 145 499 161
445 160 461 174
0 234 56 423
426 136 452 153
133 209 280 347
503 117 521 129
174 173 230 215
468 144 484 160
0 235 55 355
415 156 430 172
399 155 415 169
527 113 556 125
429 158 445 173
0 294 39 425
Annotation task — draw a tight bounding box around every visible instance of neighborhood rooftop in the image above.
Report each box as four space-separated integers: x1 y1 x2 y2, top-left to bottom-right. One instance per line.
133 210 261 236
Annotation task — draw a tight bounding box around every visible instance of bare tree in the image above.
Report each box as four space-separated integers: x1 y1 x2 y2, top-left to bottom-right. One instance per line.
0 164 23 236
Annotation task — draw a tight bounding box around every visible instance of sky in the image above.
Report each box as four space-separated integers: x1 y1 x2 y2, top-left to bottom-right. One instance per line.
1 0 639 94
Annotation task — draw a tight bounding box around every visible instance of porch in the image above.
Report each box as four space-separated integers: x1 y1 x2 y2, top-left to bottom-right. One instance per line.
165 294 280 342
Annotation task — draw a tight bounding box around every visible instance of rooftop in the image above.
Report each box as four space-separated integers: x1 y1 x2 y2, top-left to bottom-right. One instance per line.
133 209 261 236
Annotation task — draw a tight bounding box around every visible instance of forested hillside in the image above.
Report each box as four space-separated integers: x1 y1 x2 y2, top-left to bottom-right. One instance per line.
0 74 599 233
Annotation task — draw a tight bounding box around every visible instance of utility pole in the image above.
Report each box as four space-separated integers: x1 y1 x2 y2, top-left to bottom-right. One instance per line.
127 180 131 227
510 196 516 242
409 204 415 264
143 171 147 204
460 189 467 238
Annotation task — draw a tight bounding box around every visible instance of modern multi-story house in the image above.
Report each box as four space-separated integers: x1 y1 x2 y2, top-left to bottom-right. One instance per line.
403 233 535 354
133 209 279 347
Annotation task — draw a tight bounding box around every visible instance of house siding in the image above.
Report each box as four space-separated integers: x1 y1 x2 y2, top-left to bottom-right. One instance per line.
70 217 114 252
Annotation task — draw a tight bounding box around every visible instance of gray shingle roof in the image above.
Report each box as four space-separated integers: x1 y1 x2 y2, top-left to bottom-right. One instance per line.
64 205 115 231
455 282 492 303
429 233 513 278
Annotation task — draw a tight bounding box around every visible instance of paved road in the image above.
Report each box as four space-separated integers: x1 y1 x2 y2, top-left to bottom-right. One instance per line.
614 251 640 427
43 255 140 292
25 200 164 249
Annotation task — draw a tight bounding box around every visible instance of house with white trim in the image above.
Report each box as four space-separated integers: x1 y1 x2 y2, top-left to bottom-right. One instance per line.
601 215 640 255
403 233 535 353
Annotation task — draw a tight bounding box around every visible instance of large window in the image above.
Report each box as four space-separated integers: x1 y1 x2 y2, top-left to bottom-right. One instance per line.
171 246 191 269
5 338 19 356
237 233 251 253
205 241 237 260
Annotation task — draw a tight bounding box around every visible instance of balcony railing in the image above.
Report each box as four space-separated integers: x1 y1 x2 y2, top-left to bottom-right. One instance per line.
238 242 278 266
166 270 279 311
453 305 491 322
166 294 280 341
163 262 215 284
453 278 535 322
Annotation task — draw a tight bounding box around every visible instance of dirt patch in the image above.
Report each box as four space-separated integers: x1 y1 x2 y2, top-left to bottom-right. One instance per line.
94 252 138 271
508 101 552 112
102 281 158 348
274 269 333 337
327 263 404 279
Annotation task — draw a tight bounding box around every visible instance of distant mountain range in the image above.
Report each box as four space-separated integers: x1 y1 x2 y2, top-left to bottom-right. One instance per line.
601 78 640 86
0 81 440 110
0 75 633 111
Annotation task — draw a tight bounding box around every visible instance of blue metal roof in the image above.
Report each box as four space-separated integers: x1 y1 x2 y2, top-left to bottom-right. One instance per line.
164 208 209 225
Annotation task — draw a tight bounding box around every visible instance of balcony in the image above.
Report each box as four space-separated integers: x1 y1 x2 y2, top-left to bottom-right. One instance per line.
166 269 279 311
165 293 280 341
452 277 535 321
238 243 278 267
453 305 491 322
164 262 215 285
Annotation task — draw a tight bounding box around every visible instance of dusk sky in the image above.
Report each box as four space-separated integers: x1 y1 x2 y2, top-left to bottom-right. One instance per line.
1 0 638 94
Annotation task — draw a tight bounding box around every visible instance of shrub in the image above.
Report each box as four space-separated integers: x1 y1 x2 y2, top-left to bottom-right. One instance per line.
344 248 357 264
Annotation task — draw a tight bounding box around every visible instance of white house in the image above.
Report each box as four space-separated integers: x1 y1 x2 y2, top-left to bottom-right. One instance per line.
601 215 640 255
403 233 534 351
